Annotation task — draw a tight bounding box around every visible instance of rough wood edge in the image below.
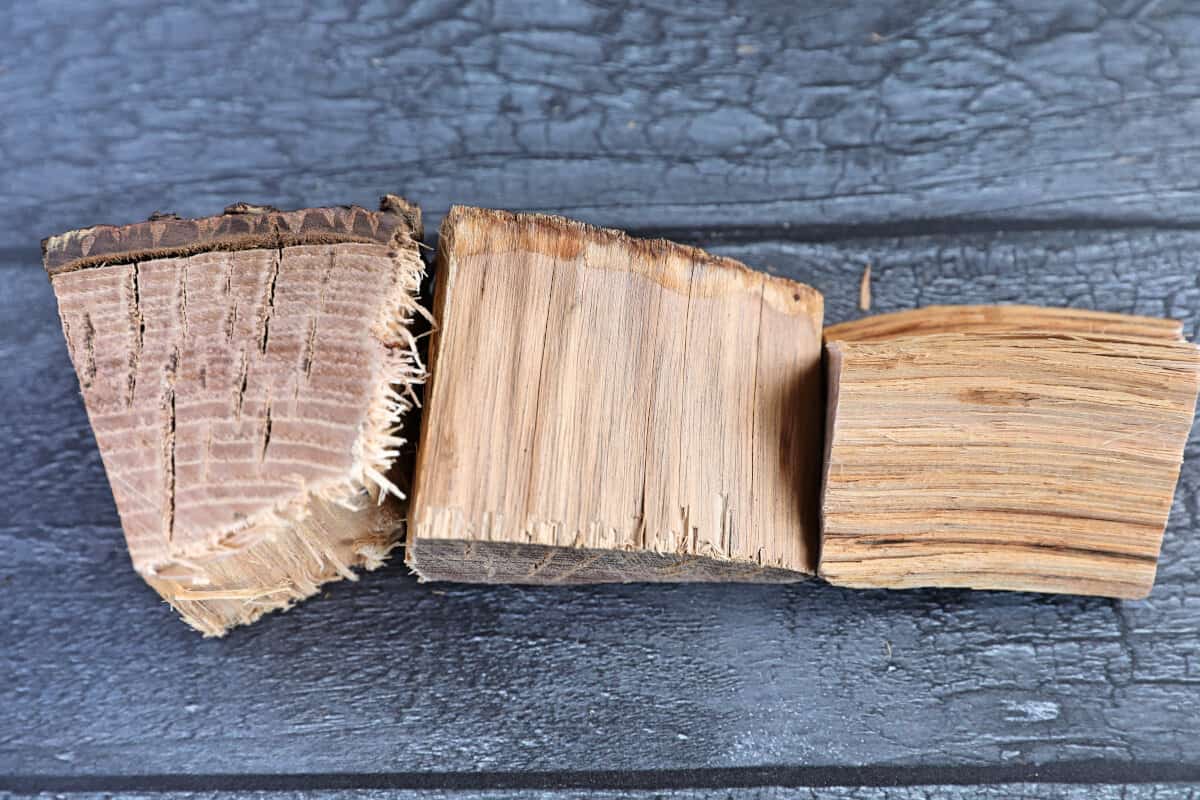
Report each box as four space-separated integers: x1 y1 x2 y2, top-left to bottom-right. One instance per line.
438 205 823 315
145 493 404 636
824 304 1183 344
408 537 808 585
42 194 423 276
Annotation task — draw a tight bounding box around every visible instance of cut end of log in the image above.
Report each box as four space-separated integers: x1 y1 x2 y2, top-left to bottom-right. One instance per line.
820 307 1200 600
408 206 825 583
46 197 427 635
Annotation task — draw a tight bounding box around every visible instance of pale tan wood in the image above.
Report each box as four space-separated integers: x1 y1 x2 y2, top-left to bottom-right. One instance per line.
46 199 426 635
821 307 1200 599
408 207 824 582
825 303 1181 343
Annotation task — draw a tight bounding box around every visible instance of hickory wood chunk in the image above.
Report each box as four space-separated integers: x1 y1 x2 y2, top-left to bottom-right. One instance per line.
821 305 1200 599
408 207 824 583
44 196 427 635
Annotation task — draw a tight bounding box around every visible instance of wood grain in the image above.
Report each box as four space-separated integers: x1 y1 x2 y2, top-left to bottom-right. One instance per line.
3 781 1196 799
409 207 823 582
821 309 1200 598
43 200 426 635
824 305 1183 343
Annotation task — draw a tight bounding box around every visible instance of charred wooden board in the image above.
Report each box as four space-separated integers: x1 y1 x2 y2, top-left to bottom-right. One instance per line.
9 4 1200 247
6 0 1200 794
3 779 1199 798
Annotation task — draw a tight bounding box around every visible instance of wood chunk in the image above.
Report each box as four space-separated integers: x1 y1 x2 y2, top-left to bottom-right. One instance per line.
44 197 427 635
821 306 1200 599
408 207 824 583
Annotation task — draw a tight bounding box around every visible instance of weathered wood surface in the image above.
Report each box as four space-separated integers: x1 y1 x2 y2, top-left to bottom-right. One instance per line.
2 785 1199 800
5 0 1200 795
7 1 1200 250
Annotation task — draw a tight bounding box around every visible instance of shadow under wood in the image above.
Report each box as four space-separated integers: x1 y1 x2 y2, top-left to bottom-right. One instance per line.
771 353 825 575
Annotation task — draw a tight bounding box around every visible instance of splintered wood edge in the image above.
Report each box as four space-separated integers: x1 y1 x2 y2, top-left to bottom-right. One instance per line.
45 196 428 636
436 205 823 316
147 498 406 637
151 246 426 636
824 304 1184 344
408 206 823 582
43 194 422 275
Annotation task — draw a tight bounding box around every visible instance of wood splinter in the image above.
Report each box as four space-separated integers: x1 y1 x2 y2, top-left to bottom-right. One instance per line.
821 305 1200 599
44 196 427 635
407 206 825 583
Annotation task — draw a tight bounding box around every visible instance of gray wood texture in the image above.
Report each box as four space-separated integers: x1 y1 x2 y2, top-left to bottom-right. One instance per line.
3 787 1199 800
8 0 1200 248
3 0 1200 796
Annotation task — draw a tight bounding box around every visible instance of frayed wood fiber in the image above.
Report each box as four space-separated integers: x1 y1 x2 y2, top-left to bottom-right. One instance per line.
45 197 427 635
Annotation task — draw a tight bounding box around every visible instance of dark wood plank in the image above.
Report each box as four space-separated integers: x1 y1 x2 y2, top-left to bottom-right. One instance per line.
2 786 1198 800
4 226 1200 777
5 1 1200 251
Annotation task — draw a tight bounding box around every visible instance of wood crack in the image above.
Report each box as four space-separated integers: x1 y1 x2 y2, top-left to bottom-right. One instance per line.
80 312 97 389
673 258 698 555
127 262 143 405
259 248 281 354
743 277 767 561
234 350 249 418
163 347 178 546
260 403 272 463
302 319 317 380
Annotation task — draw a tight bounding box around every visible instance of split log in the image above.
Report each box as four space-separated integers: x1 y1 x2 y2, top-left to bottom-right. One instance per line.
43 197 426 635
407 207 824 583
821 306 1200 599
